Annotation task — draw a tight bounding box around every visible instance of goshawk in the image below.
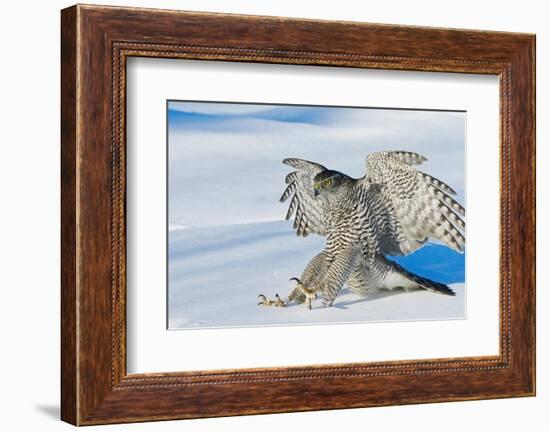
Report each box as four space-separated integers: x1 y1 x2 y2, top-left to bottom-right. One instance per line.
259 151 465 309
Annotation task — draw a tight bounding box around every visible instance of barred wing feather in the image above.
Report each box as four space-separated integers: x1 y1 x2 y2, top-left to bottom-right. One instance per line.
279 158 327 237
362 151 465 255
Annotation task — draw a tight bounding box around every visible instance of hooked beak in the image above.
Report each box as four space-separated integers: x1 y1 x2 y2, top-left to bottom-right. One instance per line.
313 188 320 198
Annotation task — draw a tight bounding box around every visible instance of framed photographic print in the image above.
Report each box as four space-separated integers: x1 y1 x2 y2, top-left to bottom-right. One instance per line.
165 100 466 330
61 4 536 425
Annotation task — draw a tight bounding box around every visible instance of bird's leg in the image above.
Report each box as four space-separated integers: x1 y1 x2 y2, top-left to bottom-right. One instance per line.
287 284 307 304
320 246 361 307
258 250 328 310
257 279 316 309
289 277 317 310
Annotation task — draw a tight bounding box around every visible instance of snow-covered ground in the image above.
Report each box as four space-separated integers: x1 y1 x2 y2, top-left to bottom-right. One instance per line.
168 220 465 329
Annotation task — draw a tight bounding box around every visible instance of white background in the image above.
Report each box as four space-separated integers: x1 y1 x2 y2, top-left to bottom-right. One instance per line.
0 0 546 430
127 59 498 373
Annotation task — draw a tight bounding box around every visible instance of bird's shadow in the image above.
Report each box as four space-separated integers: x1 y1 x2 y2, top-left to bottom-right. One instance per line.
332 287 417 310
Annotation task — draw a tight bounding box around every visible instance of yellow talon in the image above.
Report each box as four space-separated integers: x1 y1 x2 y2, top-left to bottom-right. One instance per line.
258 293 287 307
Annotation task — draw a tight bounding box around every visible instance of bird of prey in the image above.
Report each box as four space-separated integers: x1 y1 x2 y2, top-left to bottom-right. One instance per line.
258 150 465 309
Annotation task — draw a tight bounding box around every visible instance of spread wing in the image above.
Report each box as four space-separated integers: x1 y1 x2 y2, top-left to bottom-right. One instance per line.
279 158 327 237
362 151 465 255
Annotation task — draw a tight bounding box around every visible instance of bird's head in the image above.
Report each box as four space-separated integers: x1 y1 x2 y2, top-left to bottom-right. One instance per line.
312 170 351 202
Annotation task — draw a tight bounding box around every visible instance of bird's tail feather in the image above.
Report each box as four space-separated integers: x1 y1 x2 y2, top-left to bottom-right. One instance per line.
405 270 456 296
384 258 456 296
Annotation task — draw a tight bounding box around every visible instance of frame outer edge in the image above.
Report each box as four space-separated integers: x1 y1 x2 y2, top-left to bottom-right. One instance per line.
503 35 536 396
531 34 536 396
524 34 537 396
60 4 536 424
527 35 536 395
61 5 79 426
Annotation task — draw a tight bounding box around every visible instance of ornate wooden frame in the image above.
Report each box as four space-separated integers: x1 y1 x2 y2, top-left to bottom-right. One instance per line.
61 4 536 425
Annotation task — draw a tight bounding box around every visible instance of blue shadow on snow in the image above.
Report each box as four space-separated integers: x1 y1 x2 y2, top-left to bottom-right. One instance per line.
387 244 465 284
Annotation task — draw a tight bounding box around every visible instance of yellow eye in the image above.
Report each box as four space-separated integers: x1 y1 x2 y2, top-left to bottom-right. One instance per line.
324 179 332 187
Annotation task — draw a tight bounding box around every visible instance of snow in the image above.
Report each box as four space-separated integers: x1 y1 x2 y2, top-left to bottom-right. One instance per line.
167 103 465 228
168 220 465 329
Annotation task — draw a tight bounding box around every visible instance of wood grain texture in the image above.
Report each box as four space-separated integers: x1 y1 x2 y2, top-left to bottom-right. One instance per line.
60 4 536 425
